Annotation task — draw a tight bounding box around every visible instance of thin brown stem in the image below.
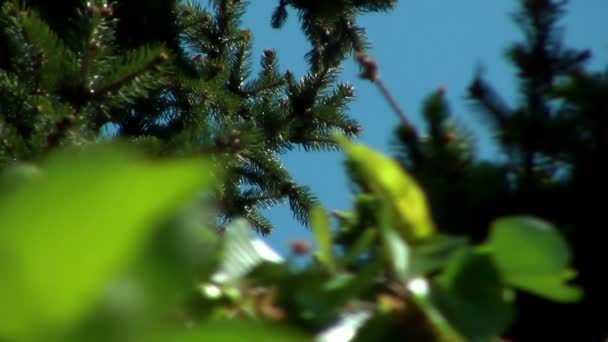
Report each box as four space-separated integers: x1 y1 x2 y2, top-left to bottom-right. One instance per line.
356 52 420 140
374 79 418 136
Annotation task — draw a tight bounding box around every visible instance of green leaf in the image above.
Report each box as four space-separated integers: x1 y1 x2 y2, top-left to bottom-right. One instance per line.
379 203 410 281
0 144 216 339
432 249 514 341
405 289 465 342
310 206 335 269
0 162 42 192
212 219 284 284
322 259 383 306
154 320 308 342
215 219 263 283
337 136 435 242
342 228 377 266
488 216 583 302
409 234 469 277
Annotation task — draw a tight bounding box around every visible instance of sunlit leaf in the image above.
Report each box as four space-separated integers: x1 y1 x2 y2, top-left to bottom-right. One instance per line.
212 219 284 284
0 144 216 339
337 136 435 242
488 216 583 302
311 206 335 269
379 203 410 281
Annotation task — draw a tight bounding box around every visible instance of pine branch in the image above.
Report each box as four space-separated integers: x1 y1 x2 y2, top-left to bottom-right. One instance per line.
241 188 285 209
45 114 76 150
93 50 170 98
227 43 252 97
240 151 290 184
245 79 285 97
468 75 512 127
271 0 288 29
0 117 17 158
284 183 318 227
4 3 78 93
245 208 274 235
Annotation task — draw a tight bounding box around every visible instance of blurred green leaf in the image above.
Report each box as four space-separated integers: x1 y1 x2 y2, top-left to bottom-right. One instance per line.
392 289 466 342
212 219 283 284
133 212 223 311
0 144 216 339
409 234 469 277
322 259 383 306
319 310 372 342
283 270 343 328
379 203 410 281
0 162 42 193
337 136 435 242
310 206 335 269
488 216 583 302
154 320 309 342
251 260 381 332
432 249 514 341
342 229 377 266
65 209 224 342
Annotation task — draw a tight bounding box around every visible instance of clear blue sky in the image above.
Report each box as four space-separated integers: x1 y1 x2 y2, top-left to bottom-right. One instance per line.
233 1 608 255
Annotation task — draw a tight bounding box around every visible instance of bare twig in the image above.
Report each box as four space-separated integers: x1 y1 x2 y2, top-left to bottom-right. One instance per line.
356 52 419 139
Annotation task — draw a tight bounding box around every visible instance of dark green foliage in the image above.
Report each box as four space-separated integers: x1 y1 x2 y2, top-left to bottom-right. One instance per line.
0 1 171 162
272 0 396 71
431 250 514 341
0 133 582 341
390 0 607 339
0 0 602 340
201 142 579 342
0 0 399 233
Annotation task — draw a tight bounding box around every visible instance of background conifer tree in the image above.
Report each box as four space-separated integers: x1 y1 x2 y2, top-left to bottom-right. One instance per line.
0 0 396 233
378 0 606 339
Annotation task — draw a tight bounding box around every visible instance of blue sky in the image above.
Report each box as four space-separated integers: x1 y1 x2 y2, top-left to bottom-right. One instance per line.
234 1 608 255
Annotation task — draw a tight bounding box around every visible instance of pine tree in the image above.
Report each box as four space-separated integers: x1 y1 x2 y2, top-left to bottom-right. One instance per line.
0 1 172 160
0 0 396 233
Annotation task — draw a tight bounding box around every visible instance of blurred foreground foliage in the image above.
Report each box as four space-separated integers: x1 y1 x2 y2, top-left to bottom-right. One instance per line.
0 142 580 341
1 0 603 340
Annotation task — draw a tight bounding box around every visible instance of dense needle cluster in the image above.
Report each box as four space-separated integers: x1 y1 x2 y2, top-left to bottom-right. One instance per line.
0 0 397 233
